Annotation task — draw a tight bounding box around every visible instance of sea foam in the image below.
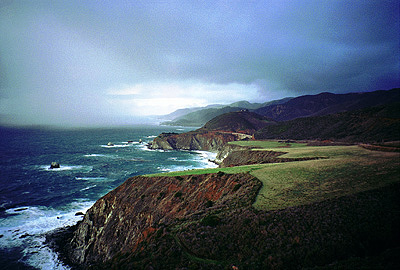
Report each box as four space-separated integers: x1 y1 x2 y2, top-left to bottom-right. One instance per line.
39 165 93 172
0 201 93 269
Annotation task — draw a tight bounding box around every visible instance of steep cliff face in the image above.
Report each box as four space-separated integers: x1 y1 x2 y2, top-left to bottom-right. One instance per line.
149 131 238 151
219 149 285 167
214 143 246 164
68 173 260 266
218 148 325 167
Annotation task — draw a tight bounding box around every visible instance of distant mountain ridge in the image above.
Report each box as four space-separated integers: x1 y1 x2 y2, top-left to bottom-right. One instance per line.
254 88 400 121
158 104 224 121
161 97 292 126
161 106 245 127
254 102 400 143
160 88 399 127
200 111 273 134
150 88 400 150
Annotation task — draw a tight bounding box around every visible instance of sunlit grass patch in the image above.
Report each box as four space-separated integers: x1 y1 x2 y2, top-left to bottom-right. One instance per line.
228 140 307 149
251 147 400 210
145 141 400 212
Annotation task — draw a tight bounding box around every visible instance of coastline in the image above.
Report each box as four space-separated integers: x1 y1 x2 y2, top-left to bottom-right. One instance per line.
0 126 220 270
37 122 400 269
42 146 218 267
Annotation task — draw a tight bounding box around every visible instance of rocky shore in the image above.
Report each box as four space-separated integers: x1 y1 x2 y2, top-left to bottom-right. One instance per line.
147 130 239 151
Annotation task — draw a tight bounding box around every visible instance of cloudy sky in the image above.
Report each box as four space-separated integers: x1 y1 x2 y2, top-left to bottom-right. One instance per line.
0 0 399 127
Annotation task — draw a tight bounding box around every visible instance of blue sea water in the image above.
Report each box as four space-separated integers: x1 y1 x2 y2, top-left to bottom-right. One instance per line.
0 125 217 269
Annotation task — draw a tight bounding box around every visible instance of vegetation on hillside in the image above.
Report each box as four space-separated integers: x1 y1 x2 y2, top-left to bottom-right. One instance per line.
161 98 292 127
200 110 273 133
161 88 399 127
255 103 400 142
254 88 399 121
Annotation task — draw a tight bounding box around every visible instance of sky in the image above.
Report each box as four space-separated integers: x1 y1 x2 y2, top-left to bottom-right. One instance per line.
0 0 399 127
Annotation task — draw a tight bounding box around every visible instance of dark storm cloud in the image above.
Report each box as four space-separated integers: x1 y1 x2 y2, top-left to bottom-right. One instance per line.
0 0 398 126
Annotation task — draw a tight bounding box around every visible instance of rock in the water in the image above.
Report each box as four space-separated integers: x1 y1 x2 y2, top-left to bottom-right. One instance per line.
50 162 60 169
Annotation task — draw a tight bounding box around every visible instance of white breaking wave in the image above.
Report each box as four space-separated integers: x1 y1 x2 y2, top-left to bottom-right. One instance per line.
75 177 109 181
100 143 135 148
39 165 93 172
80 185 97 191
121 141 140 144
0 201 94 270
83 154 108 157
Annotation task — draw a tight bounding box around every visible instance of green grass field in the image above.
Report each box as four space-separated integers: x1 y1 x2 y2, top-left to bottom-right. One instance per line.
146 141 400 211
228 140 307 149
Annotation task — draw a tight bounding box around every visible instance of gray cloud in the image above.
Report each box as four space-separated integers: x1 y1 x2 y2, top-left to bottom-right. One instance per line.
0 0 398 126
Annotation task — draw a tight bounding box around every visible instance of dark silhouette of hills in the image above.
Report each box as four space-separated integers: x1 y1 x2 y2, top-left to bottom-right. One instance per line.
254 88 399 121
161 106 245 127
158 104 224 121
160 88 399 127
161 97 292 126
254 102 400 142
151 88 400 150
200 110 274 134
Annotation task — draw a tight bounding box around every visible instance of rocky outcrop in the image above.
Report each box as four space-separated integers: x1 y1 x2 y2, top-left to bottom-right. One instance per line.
148 131 238 151
67 173 260 266
214 143 247 164
219 149 326 167
50 162 60 169
219 149 285 167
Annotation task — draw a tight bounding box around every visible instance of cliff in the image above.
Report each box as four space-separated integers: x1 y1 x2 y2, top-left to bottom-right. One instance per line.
67 173 261 267
215 143 324 167
148 131 238 151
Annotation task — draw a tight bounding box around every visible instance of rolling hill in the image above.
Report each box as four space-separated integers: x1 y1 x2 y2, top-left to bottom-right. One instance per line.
200 110 274 134
161 97 292 126
160 88 399 127
254 88 400 121
254 102 400 142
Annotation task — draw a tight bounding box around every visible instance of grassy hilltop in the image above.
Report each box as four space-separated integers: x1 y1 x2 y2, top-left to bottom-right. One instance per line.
148 140 400 210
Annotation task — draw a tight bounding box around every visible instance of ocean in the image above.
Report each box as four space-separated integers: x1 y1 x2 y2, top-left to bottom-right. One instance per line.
0 125 217 269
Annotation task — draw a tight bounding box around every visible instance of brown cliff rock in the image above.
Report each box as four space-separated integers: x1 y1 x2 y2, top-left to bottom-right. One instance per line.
219 149 325 167
67 173 260 266
219 149 285 167
149 131 238 151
